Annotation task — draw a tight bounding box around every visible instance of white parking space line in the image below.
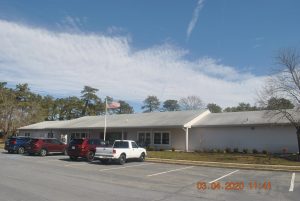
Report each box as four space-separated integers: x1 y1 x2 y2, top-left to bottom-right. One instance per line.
209 170 239 184
99 163 154 172
289 173 296 192
147 166 194 177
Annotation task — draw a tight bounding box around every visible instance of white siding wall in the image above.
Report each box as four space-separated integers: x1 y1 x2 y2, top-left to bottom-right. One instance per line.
18 130 59 138
20 125 298 153
190 126 298 153
169 128 186 150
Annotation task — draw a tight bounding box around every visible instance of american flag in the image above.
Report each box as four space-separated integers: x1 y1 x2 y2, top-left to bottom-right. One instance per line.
107 102 120 109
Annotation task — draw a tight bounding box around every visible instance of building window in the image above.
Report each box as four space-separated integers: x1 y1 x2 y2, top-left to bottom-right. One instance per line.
123 132 127 140
162 132 169 144
48 133 54 138
153 131 170 145
154 132 161 144
71 133 87 139
25 133 30 137
137 132 151 146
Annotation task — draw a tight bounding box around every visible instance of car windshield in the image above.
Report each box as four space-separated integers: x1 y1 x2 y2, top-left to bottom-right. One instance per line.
30 139 39 143
113 141 129 148
70 139 84 145
7 137 16 140
17 137 30 141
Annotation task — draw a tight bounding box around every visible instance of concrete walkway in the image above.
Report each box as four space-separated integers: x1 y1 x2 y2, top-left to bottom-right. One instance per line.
147 157 300 172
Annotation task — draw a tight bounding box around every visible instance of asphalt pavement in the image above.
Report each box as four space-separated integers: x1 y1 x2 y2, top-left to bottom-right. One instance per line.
0 150 299 201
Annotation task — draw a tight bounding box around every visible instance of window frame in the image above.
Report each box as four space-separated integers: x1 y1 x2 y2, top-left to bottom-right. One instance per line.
71 132 88 139
48 133 54 138
153 131 171 145
137 131 152 145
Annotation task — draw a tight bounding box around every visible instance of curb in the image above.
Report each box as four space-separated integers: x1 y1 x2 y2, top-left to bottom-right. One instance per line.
146 158 300 172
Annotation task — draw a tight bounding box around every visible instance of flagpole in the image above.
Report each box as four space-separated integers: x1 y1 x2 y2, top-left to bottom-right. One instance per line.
104 98 107 142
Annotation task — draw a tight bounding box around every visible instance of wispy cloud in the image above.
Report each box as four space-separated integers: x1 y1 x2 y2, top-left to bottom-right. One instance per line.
252 36 264 49
0 19 266 107
186 0 205 41
56 16 87 33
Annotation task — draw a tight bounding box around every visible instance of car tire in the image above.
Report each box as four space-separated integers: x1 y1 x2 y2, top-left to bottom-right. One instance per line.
118 154 126 165
139 152 145 162
18 147 25 154
40 149 47 157
69 156 78 161
86 151 95 162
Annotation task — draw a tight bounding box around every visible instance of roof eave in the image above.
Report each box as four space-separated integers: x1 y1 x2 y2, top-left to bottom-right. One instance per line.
192 122 293 128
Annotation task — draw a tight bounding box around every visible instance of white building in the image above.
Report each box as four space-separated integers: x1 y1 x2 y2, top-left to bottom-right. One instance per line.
18 109 299 153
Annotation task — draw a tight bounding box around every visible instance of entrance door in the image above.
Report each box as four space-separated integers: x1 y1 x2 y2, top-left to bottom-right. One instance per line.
60 134 68 144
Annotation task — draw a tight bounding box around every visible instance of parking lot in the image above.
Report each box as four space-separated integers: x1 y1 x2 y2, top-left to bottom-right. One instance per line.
0 151 299 201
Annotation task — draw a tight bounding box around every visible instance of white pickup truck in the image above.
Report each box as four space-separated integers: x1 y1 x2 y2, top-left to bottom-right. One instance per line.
94 140 147 165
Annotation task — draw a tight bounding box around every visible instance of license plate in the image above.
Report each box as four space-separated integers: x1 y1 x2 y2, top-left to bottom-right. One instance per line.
72 146 75 150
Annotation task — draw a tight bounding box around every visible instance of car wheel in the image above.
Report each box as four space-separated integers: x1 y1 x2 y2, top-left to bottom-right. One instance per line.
18 147 25 154
139 152 145 162
118 154 126 165
86 151 95 162
69 156 78 161
40 149 47 157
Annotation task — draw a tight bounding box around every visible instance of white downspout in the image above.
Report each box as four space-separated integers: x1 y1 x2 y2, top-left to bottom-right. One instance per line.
182 110 211 152
182 127 189 152
185 127 189 152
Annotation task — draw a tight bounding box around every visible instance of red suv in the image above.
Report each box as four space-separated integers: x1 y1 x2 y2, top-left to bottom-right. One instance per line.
67 138 105 162
26 138 67 156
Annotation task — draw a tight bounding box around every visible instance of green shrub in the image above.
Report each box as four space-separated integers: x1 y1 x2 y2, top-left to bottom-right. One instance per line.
225 147 232 153
171 147 175 152
159 148 164 151
233 148 239 153
146 146 154 151
252 149 259 154
242 148 249 154
262 150 268 155
217 149 222 153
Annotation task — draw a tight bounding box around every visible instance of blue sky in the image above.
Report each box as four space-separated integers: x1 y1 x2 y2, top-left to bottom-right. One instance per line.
0 0 299 110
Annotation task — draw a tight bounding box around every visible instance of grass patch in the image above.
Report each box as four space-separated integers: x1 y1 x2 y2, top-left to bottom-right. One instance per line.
147 151 300 166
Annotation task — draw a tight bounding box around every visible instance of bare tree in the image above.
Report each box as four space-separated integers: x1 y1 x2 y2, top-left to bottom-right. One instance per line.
179 95 204 110
258 48 300 155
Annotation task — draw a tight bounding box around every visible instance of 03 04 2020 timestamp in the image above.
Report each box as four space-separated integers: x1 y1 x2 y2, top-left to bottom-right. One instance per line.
196 181 271 191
